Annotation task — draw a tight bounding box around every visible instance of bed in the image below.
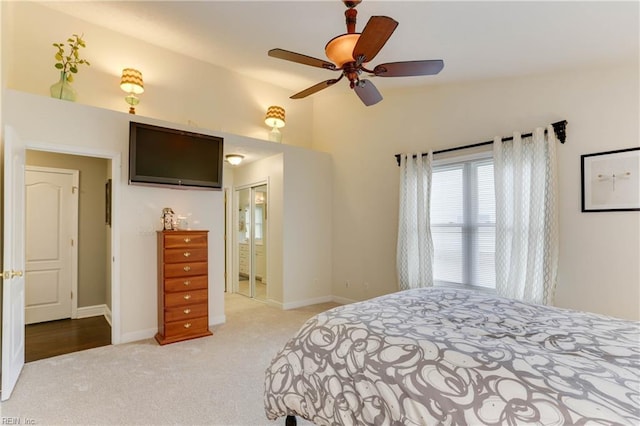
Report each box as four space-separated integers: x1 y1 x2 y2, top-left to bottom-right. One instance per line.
264 287 640 425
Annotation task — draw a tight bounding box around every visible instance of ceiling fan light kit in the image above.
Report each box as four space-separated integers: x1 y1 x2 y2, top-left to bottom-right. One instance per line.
325 33 361 67
268 0 444 106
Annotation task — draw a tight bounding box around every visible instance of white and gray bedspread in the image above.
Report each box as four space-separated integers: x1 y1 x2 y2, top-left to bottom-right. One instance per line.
264 288 640 425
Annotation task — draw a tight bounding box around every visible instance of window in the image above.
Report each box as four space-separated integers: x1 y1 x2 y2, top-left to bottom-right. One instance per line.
431 153 495 289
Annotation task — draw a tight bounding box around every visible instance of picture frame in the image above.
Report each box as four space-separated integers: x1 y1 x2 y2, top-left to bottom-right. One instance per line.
105 178 112 226
581 147 640 212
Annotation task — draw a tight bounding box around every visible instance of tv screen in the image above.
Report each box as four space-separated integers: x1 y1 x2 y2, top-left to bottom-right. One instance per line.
129 122 224 189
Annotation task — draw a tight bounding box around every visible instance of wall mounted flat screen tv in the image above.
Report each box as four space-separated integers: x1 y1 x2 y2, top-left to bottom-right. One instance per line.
129 122 224 190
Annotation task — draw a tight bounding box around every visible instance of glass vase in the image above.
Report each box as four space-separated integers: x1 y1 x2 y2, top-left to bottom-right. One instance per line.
50 71 77 101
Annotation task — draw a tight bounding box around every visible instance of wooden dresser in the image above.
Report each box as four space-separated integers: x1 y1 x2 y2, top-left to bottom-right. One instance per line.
155 230 212 345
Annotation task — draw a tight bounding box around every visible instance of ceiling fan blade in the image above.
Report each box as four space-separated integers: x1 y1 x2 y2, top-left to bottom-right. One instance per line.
290 77 342 99
268 48 337 70
353 16 398 63
353 79 382 106
373 60 444 77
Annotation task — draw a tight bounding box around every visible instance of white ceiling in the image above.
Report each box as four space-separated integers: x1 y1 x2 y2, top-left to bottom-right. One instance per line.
40 0 639 97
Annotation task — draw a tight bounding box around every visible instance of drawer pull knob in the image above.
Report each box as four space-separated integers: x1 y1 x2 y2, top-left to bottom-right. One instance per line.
183 280 191 286
184 323 192 329
184 294 191 300
183 266 191 272
184 238 191 243
184 308 191 314
183 252 191 257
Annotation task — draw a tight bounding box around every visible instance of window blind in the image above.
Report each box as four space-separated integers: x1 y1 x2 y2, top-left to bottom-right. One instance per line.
431 156 495 289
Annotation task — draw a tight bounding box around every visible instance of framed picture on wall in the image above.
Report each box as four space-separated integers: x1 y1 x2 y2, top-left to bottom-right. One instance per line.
581 147 640 212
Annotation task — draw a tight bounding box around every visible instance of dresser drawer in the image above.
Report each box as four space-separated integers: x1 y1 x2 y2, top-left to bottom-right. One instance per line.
164 248 208 264
164 317 209 340
165 302 208 322
165 289 208 308
165 261 208 278
164 275 207 293
164 233 207 249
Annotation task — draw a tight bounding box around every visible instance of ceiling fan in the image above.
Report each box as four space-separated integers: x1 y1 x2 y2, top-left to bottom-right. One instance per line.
268 0 444 106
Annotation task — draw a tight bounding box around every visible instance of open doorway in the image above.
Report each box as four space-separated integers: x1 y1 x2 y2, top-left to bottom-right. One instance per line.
24 150 113 361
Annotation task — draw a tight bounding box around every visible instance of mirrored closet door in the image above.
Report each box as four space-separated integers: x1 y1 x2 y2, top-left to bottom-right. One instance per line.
236 184 268 301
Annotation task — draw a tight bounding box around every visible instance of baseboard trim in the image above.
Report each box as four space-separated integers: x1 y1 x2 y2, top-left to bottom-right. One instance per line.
332 296 357 305
210 314 226 326
104 305 113 326
266 299 282 309
282 295 333 310
120 328 157 344
76 304 108 319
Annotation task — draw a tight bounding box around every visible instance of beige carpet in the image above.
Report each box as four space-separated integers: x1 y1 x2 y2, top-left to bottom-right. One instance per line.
0 294 339 425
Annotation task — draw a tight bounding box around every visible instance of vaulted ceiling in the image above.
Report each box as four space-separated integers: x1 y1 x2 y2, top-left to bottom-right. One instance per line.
40 1 638 97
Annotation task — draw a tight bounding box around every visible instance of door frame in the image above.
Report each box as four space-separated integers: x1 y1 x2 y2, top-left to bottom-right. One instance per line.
25 165 80 322
23 142 122 345
233 179 269 299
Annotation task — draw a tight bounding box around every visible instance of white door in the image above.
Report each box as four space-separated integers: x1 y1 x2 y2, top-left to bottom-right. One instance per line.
25 166 79 324
2 126 26 401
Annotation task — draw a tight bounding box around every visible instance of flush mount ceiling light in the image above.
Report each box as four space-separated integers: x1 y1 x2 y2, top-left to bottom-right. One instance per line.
225 154 244 166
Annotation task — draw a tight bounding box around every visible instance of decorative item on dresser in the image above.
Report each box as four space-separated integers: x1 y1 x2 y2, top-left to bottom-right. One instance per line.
155 230 212 345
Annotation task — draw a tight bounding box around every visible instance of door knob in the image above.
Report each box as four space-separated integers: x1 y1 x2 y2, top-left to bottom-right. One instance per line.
3 270 23 279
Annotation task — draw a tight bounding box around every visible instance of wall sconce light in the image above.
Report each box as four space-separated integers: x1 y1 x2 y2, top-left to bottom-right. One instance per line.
225 154 244 166
264 105 285 143
120 68 144 114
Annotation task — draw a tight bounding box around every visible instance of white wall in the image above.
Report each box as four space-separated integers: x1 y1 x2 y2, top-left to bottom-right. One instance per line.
3 1 313 148
4 89 333 342
232 154 285 305
313 62 640 320
4 90 225 342
230 149 333 309
282 149 333 308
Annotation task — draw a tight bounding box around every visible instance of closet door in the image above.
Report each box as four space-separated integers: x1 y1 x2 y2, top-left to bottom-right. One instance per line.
252 185 267 301
236 188 251 298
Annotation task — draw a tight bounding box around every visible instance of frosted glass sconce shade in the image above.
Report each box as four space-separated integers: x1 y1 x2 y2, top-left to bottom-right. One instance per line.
225 154 244 166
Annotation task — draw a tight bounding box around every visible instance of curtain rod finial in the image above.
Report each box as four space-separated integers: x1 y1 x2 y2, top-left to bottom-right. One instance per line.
552 120 567 144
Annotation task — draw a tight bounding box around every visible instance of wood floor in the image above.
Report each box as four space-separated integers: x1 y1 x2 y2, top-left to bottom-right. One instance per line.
25 316 111 363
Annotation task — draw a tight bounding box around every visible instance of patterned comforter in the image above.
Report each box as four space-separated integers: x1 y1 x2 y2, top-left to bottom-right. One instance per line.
264 288 640 425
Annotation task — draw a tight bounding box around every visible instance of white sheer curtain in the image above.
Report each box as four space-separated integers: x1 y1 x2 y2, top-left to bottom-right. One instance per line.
493 126 559 305
397 152 434 290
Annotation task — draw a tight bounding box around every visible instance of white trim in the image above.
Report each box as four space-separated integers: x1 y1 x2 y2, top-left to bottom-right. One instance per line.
104 305 112 326
120 328 156 344
265 299 282 309
76 304 108 319
24 141 122 345
282 295 333 310
210 314 226 326
231 178 269 300
331 295 357 305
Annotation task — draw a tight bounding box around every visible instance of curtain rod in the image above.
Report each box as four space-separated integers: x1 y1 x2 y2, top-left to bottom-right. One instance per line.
395 120 567 166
